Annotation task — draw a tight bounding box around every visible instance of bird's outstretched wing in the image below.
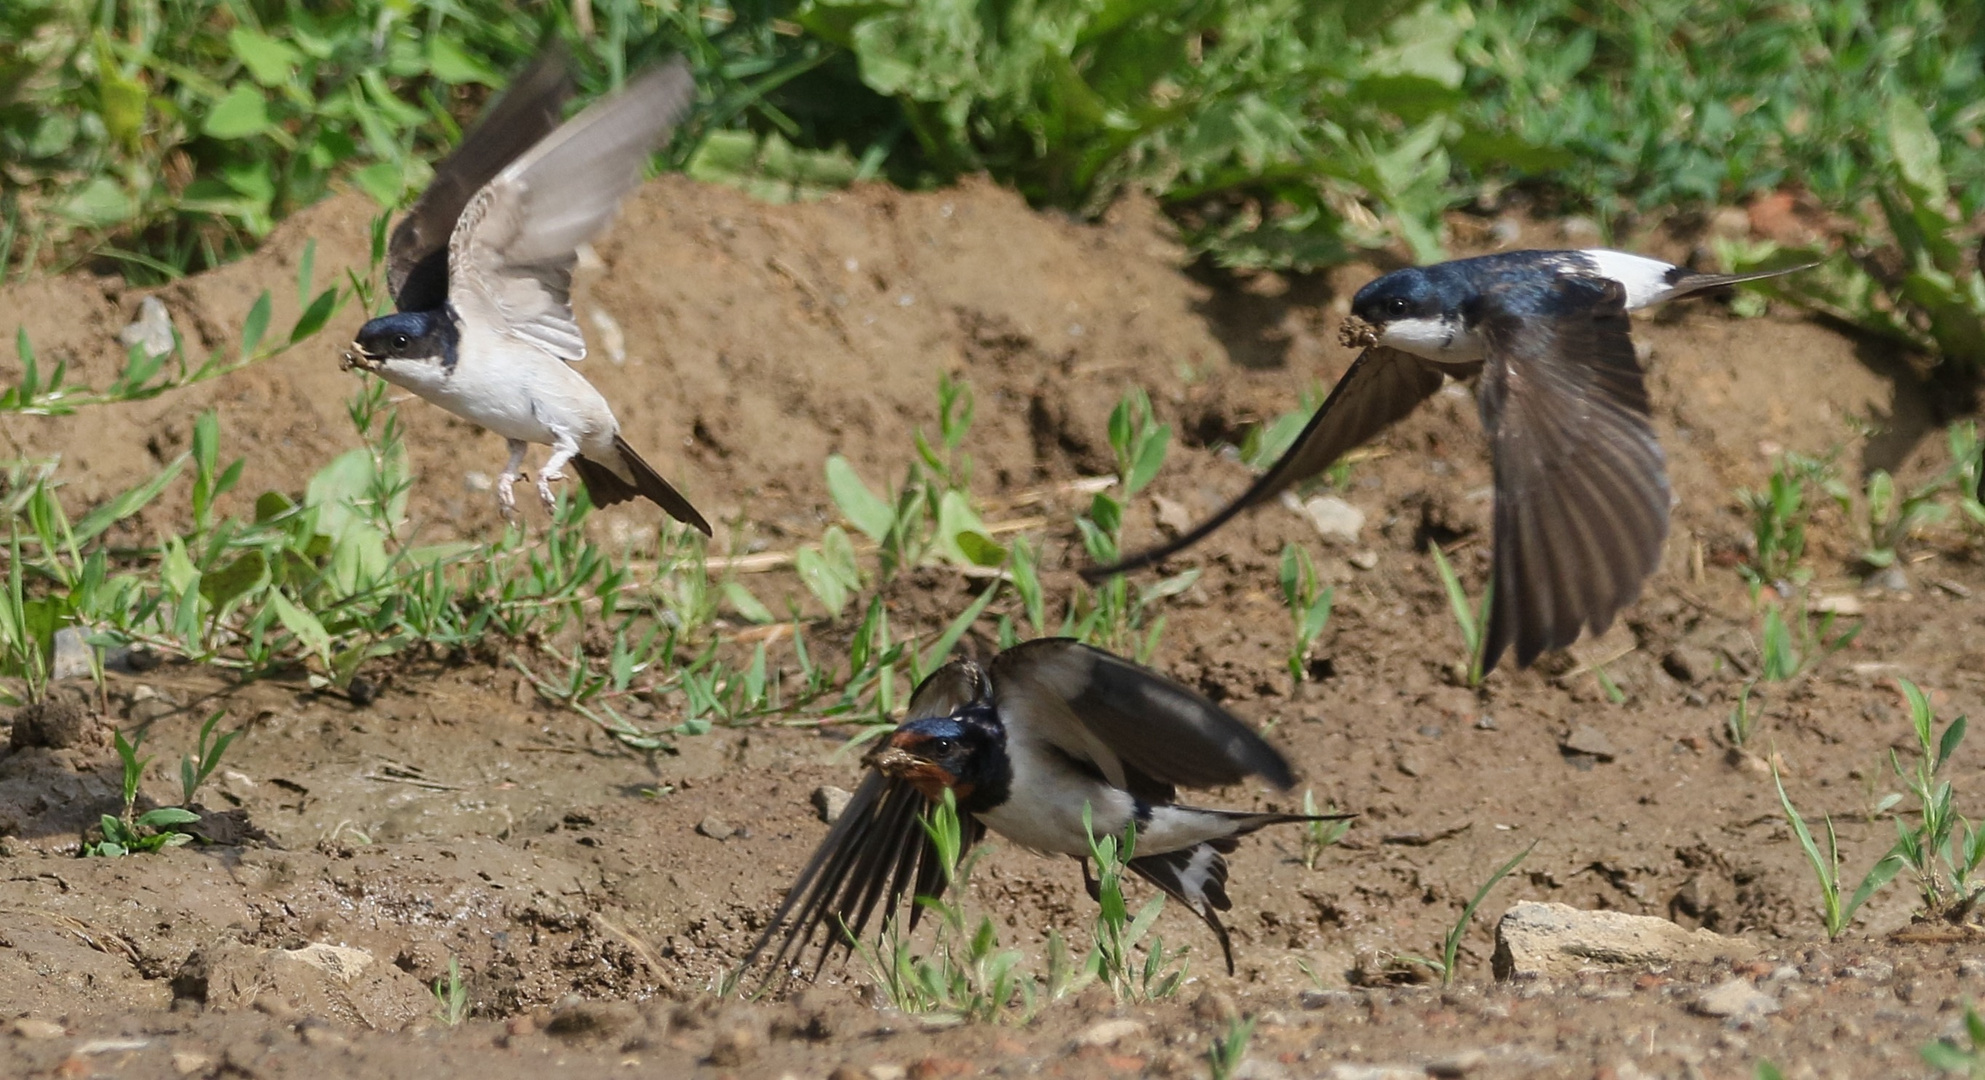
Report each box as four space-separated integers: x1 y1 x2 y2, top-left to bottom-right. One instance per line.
739 662 989 985
988 638 1294 801
448 57 695 362
1475 274 1667 671
1084 346 1452 580
388 45 576 313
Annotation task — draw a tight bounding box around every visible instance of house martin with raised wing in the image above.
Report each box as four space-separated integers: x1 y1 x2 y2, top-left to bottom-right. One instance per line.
342 47 711 534
744 638 1347 981
1085 249 1813 672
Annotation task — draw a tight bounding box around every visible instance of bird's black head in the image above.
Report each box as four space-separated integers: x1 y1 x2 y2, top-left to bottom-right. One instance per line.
344 309 459 377
1350 266 1442 326
865 706 1010 813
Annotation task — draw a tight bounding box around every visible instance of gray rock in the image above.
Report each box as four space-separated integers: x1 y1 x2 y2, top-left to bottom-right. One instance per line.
1661 645 1717 684
1492 901 1758 980
50 627 93 680
1300 496 1366 545
1561 725 1617 761
1348 550 1379 571
119 296 176 359
1694 977 1779 1023
1071 1018 1146 1048
1320 1066 1422 1080
812 785 855 824
696 816 735 841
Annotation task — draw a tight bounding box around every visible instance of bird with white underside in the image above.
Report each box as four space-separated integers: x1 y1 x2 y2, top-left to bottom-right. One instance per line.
744 637 1348 981
341 46 710 534
1086 248 1813 672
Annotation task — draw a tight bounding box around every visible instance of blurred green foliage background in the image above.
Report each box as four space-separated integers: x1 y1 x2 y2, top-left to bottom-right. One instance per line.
1 0 1980 364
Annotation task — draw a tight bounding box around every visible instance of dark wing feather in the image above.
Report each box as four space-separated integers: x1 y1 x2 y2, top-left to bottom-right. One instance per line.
989 639 1295 793
1475 275 1668 672
389 44 576 312
740 663 991 984
740 772 981 985
1084 346 1450 580
1128 842 1237 974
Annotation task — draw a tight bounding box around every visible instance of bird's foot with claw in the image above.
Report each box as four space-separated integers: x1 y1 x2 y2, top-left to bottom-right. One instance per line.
535 470 566 513
496 473 523 523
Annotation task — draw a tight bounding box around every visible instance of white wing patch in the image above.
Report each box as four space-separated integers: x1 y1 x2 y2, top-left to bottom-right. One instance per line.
1579 249 1682 310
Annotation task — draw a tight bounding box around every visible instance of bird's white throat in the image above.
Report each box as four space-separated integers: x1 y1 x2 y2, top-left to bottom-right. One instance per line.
1377 314 1483 362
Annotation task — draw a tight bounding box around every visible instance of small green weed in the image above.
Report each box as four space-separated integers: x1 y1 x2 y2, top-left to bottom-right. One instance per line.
1082 803 1187 1002
1206 1014 1258 1080
1772 761 1903 939
1073 390 1196 662
1923 1003 1985 1076
1300 789 1352 870
433 957 469 1026
1727 681 1762 749
1757 600 1860 682
1401 841 1535 986
83 727 207 857
1429 543 1491 688
1883 680 1984 917
1737 451 1841 593
1277 544 1336 684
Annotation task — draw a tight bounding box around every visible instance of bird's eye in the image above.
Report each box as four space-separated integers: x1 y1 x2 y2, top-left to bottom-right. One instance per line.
391 334 411 349
1385 297 1412 317
928 738 955 757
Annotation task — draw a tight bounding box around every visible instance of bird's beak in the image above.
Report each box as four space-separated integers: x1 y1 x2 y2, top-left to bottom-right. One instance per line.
863 740 957 801
862 744 920 775
340 344 379 373
1338 317 1378 349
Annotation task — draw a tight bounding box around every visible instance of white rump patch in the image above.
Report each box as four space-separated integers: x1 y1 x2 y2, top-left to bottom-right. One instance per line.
1378 315 1482 361
1579 249 1681 310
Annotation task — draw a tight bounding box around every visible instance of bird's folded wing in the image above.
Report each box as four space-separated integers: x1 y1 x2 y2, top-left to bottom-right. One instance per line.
988 639 1294 795
1474 274 1668 671
449 57 695 362
389 45 576 313
905 660 992 721
1085 346 1451 579
741 771 979 982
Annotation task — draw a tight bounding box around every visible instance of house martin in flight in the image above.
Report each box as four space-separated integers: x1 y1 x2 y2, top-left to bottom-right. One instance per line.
1086 249 1813 671
743 638 1347 981
342 46 711 533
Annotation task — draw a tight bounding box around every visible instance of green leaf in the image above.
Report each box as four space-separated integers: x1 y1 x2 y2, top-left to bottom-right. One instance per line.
134 807 201 828
57 177 134 228
267 590 332 664
240 292 272 359
826 455 893 542
721 581 776 625
228 28 304 87
74 456 187 545
1125 425 1170 496
350 162 404 208
1885 94 1949 212
205 85 273 140
428 37 500 86
954 530 1007 567
197 550 269 610
290 289 337 344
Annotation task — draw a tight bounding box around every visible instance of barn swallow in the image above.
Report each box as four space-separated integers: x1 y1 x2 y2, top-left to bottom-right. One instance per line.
744 638 1346 980
341 47 711 533
1086 249 1814 671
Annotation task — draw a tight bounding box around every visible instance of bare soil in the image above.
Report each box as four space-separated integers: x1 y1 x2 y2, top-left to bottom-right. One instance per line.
0 175 1980 1079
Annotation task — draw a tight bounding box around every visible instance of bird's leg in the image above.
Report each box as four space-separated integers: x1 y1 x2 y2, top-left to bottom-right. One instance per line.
496 439 529 522
1077 857 1102 903
537 437 579 514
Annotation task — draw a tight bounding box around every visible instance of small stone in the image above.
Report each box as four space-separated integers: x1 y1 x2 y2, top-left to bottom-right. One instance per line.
697 816 735 841
1299 989 1359 1011
869 1066 908 1080
1957 958 1985 979
1072 1019 1147 1048
1661 646 1716 685
1348 551 1379 571
1300 496 1366 545
1843 958 1894 983
49 628 92 681
119 296 176 359
1320 1065 1420 1080
1474 714 1497 731
1561 725 1617 762
1870 567 1908 593
1815 594 1864 615
1708 206 1753 239
281 943 374 984
1493 901 1758 980
812 786 855 824
171 1050 214 1076
1151 495 1193 537
1427 1049 1487 1077
505 1016 537 1038
1395 753 1425 778
908 1055 974 1080
828 1068 865 1080
299 1023 348 1049
1694 977 1779 1023
12 1018 64 1039
1191 988 1238 1024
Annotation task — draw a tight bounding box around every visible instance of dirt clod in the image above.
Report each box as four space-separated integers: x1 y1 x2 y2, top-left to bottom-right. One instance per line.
9 693 106 751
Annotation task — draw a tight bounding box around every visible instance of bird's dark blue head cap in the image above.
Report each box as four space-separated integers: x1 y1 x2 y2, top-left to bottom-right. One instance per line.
352 308 459 367
871 706 1009 811
1350 266 1441 325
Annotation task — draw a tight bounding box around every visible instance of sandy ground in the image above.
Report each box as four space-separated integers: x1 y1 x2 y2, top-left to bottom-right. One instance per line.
0 175 1979 1079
